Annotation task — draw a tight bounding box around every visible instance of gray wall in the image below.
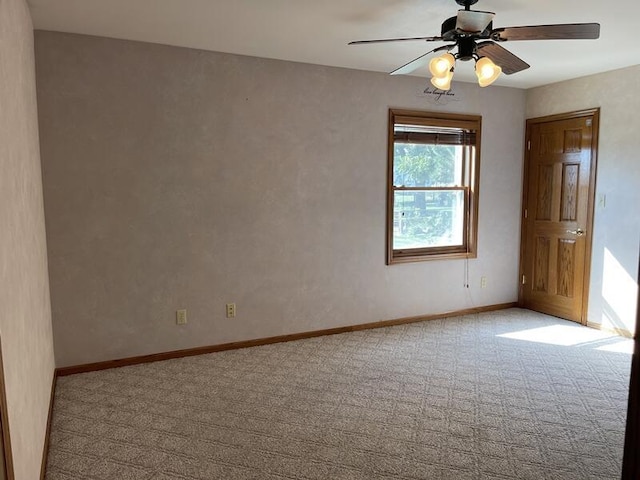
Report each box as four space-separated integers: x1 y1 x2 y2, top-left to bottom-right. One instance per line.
35 31 526 368
0 1 56 478
527 66 640 334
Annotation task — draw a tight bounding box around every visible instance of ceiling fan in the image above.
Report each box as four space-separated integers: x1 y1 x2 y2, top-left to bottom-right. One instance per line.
349 0 600 89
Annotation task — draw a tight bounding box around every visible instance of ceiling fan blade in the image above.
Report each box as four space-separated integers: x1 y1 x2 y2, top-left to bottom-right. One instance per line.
390 45 454 76
476 41 530 75
491 23 600 41
348 36 442 45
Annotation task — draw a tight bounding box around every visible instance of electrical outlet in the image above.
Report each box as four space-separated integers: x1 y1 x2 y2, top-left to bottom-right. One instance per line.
176 309 187 325
226 303 236 318
480 276 487 289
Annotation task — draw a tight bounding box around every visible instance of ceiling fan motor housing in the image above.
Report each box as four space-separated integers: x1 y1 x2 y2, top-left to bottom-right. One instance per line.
441 16 458 39
457 37 477 61
441 15 493 41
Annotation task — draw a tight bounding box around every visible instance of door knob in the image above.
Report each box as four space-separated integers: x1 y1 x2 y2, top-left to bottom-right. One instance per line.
566 228 585 236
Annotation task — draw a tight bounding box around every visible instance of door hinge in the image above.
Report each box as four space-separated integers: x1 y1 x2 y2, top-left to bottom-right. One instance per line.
527 140 531 150
522 275 526 285
524 209 528 219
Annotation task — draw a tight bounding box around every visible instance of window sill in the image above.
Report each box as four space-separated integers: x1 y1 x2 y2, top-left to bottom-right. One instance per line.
388 250 477 264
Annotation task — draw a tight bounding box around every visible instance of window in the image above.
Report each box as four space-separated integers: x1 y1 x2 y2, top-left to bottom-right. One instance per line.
387 109 481 264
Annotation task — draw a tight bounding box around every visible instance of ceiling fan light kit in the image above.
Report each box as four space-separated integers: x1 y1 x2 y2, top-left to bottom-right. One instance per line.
428 53 455 77
349 0 600 89
475 56 502 87
428 48 502 91
430 69 454 90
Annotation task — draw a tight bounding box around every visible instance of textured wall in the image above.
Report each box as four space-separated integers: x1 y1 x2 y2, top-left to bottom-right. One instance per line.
35 31 526 368
527 66 640 333
0 1 56 479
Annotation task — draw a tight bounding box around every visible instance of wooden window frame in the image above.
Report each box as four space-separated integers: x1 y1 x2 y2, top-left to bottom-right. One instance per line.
387 109 481 264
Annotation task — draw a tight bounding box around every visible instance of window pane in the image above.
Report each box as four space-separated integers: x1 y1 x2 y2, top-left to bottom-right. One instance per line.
393 143 463 187
393 190 465 249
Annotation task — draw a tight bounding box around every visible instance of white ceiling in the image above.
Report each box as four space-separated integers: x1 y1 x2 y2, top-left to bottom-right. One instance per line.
27 0 640 89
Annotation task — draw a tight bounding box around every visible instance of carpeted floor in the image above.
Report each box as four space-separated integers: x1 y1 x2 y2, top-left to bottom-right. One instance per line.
45 308 633 480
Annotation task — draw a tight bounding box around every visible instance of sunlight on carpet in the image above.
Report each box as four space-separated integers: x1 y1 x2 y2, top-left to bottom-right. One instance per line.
497 323 632 349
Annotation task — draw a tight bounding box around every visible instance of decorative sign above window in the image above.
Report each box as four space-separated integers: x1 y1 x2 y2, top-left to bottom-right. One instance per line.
418 85 461 106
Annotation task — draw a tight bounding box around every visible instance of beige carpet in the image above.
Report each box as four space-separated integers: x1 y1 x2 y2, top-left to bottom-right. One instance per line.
45 308 632 479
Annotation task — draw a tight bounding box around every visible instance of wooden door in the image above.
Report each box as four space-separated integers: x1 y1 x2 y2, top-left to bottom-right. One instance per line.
0 423 5 480
0 339 13 480
520 109 599 323
621 252 640 479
